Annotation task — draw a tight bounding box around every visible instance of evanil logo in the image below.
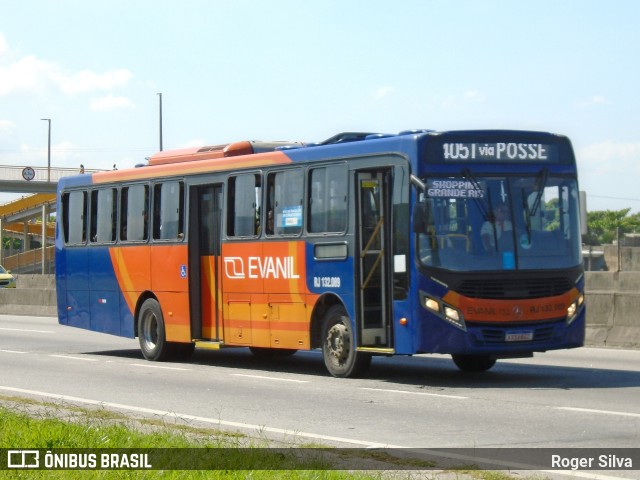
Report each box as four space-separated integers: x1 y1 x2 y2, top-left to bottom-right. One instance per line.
224 256 300 280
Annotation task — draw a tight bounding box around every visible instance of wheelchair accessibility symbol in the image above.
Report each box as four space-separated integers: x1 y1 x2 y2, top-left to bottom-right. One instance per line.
180 265 187 278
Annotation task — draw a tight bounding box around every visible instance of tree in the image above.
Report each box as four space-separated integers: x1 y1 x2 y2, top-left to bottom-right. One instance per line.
2 237 22 251
584 208 640 245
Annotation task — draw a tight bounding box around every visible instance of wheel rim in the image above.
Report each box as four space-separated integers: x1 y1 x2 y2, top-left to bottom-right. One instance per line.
326 323 350 365
141 311 159 351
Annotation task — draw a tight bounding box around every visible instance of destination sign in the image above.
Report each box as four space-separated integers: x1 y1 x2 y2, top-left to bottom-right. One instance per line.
442 142 553 162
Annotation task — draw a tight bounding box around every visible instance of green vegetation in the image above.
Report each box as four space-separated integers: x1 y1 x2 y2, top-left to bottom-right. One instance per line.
0 398 452 480
0 400 359 479
584 208 640 245
0 396 541 480
2 237 21 251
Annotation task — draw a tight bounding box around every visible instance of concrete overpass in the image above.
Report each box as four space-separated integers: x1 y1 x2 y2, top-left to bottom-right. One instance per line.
0 165 99 274
0 165 72 193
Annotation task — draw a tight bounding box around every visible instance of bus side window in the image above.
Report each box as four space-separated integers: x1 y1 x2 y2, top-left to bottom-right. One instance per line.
120 185 149 242
90 188 117 243
308 165 347 233
153 181 184 241
120 188 128 241
90 190 98 243
267 169 303 236
228 174 261 237
62 191 88 244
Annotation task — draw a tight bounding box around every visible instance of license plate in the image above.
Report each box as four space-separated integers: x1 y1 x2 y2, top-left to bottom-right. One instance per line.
505 331 534 342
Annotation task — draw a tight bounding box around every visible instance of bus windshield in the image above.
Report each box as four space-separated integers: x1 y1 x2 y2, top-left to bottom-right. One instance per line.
417 175 582 271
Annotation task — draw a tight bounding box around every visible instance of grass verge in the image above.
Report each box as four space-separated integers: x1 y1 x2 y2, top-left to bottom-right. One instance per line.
0 395 534 480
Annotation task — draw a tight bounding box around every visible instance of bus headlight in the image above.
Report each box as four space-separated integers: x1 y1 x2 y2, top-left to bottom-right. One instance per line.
424 297 440 313
566 294 584 324
444 306 460 323
422 293 466 331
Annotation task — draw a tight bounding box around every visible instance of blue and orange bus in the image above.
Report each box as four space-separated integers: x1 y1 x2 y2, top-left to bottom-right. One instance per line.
55 129 585 377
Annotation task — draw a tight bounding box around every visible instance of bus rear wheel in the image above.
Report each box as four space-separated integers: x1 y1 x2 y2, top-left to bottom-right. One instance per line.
452 354 496 372
138 298 172 361
321 305 371 378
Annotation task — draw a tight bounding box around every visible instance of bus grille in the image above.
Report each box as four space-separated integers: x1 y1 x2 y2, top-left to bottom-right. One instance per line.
456 277 573 299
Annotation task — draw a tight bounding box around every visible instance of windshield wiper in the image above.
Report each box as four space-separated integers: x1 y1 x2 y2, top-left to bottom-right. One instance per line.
523 167 549 243
461 168 491 221
529 167 549 217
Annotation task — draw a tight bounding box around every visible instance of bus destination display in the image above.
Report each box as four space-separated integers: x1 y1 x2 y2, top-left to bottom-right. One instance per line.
443 142 553 162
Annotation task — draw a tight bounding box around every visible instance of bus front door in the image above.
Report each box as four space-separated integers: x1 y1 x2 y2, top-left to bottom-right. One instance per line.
356 170 392 348
188 184 223 342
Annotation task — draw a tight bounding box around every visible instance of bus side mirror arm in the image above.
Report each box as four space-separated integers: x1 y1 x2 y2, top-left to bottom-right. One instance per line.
411 176 429 234
410 174 425 191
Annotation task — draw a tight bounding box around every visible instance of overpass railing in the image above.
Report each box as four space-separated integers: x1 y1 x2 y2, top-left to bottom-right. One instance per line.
2 245 55 274
0 165 95 182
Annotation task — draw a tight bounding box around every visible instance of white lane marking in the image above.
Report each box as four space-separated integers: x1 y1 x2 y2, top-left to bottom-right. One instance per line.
230 373 309 383
0 349 28 354
0 386 402 448
0 327 54 334
129 363 191 371
557 406 640 419
360 387 467 400
49 354 98 362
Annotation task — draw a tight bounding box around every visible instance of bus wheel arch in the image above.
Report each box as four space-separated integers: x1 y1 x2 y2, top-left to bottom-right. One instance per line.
310 293 344 349
320 304 371 378
137 296 171 361
136 293 194 361
133 291 157 339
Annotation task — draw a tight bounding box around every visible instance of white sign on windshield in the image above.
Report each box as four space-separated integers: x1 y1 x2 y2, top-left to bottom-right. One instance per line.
427 179 484 198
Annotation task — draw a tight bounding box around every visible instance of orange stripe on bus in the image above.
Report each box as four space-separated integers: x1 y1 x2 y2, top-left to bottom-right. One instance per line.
443 288 580 322
92 152 292 184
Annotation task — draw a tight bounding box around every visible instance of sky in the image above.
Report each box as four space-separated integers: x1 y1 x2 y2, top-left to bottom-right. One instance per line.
1 0 639 212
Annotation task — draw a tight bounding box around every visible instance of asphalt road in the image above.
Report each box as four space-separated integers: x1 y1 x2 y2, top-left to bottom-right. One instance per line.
1 314 639 477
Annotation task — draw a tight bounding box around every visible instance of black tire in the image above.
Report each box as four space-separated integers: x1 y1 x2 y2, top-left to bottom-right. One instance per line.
138 298 172 361
249 347 298 357
452 354 497 372
321 305 371 378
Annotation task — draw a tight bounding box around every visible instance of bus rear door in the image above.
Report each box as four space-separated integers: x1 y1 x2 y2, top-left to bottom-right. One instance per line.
188 184 223 342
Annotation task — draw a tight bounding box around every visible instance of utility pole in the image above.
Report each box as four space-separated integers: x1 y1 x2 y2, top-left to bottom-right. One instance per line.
41 118 51 181
157 93 163 151
40 118 52 273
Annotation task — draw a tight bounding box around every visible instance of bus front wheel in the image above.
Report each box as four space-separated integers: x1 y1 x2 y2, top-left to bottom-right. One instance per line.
321 305 371 378
138 298 172 361
452 354 496 372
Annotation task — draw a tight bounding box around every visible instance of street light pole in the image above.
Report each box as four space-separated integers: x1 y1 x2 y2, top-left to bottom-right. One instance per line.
39 118 51 274
40 118 51 182
157 93 163 151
